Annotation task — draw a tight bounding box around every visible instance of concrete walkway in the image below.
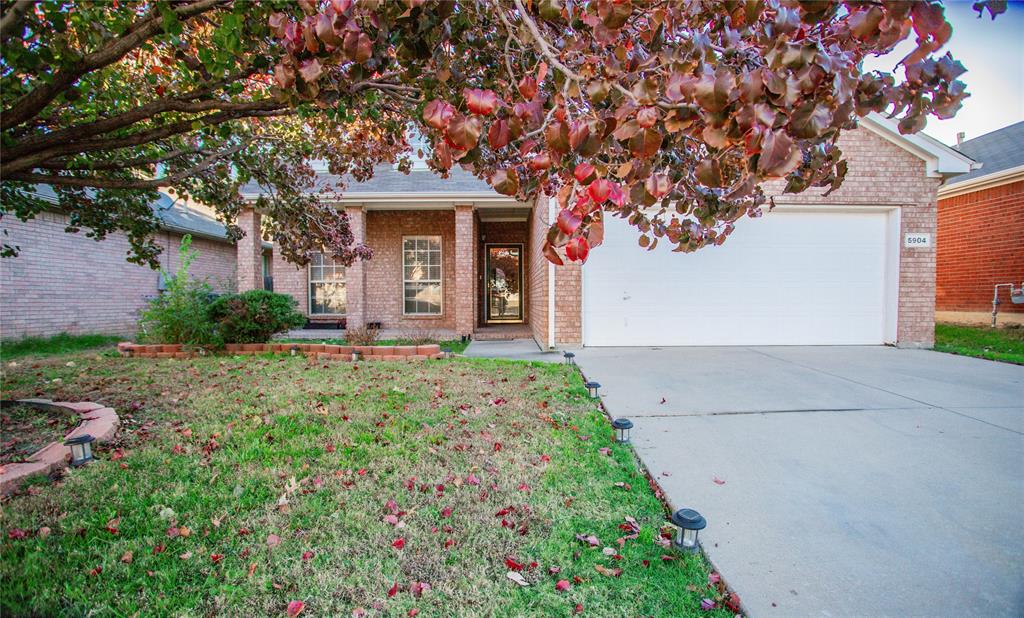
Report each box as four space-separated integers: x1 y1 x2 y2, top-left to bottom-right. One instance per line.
463 338 560 362
574 346 1024 617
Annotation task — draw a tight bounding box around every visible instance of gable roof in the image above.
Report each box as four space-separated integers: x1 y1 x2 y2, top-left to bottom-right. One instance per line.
26 185 231 243
858 113 979 179
947 121 1024 185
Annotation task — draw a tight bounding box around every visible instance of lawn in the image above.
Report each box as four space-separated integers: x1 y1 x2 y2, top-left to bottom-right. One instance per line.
0 351 733 617
1 333 123 360
278 338 472 355
934 323 1024 365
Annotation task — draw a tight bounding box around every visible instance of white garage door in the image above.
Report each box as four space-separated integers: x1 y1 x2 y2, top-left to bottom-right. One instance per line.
582 209 895 346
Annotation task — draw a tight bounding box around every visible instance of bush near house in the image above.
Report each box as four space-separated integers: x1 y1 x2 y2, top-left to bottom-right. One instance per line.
207 290 306 345
137 236 217 347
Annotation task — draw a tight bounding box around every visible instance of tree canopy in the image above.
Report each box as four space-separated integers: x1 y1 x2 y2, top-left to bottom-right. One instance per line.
0 0 1005 267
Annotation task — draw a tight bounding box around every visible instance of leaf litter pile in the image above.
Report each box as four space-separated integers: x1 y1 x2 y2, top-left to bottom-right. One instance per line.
0 353 735 616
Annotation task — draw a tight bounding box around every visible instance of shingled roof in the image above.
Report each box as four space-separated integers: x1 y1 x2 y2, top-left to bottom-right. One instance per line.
238 163 495 199
947 121 1024 185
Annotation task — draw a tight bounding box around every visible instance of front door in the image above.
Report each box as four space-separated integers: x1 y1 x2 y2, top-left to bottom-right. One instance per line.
485 244 524 323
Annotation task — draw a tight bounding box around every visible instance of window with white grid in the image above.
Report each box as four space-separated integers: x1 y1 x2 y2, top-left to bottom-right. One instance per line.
403 236 442 315
308 252 346 315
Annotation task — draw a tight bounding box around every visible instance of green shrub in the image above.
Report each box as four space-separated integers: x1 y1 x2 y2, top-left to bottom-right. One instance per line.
208 290 305 344
137 236 218 346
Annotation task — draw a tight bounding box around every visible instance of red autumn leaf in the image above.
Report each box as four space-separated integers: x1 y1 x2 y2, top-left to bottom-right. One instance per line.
727 593 742 613
574 603 584 614
441 506 453 518
491 168 519 196
587 178 612 203
105 517 120 535
446 113 482 150
713 476 726 485
493 442 502 452
408 610 420 617
556 209 582 235
574 162 596 184
387 581 399 597
542 241 564 266
211 553 224 564
89 566 102 576
392 537 405 550
630 127 663 159
267 533 282 549
152 543 165 555
756 129 802 178
565 237 590 262
637 106 659 128
518 75 538 100
298 58 322 83
110 448 125 461
7 528 27 540
555 579 571 592
466 473 481 486
302 550 314 561
326 443 336 453
645 173 672 198
488 119 511 149
505 557 524 571
529 152 552 170
286 600 305 617
463 88 498 115
423 99 455 130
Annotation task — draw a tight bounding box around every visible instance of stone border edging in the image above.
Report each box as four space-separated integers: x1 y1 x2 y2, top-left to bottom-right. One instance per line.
117 342 444 361
0 399 119 496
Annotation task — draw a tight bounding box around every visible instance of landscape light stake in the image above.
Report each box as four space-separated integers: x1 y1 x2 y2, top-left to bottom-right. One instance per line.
612 418 634 444
585 381 601 399
441 346 452 360
352 350 362 362
671 508 707 553
563 351 576 366
64 434 96 467
289 345 300 357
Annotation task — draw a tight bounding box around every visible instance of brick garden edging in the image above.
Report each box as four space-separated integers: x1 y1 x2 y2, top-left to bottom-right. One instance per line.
117 342 445 361
0 400 119 496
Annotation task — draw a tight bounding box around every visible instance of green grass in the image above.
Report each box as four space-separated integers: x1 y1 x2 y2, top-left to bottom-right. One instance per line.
1 333 123 360
278 337 472 355
934 323 1024 365
0 350 732 617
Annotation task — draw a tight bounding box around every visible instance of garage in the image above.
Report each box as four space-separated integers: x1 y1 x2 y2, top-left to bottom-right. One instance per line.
581 208 900 346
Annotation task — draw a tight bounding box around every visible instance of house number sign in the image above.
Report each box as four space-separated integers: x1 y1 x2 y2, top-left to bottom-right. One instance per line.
903 233 932 248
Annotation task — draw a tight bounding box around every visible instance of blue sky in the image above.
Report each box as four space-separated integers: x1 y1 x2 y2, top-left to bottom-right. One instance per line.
863 0 1024 146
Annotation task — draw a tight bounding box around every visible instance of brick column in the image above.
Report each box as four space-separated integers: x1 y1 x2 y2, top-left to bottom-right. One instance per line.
454 205 475 337
345 206 366 330
236 207 263 292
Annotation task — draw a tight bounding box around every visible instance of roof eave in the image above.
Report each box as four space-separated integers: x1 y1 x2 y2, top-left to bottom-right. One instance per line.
860 113 980 178
937 164 1024 199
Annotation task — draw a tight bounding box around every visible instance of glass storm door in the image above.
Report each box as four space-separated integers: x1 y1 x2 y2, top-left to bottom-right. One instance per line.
485 245 523 323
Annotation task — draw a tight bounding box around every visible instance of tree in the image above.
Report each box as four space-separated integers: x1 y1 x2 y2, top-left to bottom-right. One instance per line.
1 0 1005 268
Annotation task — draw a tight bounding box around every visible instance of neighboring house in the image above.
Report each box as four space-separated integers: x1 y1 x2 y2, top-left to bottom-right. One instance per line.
239 113 975 349
936 121 1024 325
1 188 240 339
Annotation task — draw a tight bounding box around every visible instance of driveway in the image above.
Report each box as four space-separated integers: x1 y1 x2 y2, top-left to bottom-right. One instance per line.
574 346 1024 617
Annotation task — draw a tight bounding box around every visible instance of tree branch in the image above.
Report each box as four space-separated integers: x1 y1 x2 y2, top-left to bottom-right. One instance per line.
0 0 33 43
1 0 225 132
35 146 204 172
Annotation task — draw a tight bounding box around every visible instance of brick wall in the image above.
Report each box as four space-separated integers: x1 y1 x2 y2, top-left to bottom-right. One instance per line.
364 209 459 332
236 208 263 292
1 211 235 338
936 180 1024 314
762 126 941 347
271 251 309 316
527 197 550 348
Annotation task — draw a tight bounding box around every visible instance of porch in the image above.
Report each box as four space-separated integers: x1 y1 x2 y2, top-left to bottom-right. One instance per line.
236 196 545 343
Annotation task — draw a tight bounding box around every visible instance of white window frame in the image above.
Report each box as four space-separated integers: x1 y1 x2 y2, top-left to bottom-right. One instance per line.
308 252 346 316
402 235 443 316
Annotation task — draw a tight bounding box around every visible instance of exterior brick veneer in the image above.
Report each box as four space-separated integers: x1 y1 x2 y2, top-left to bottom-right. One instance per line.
236 208 264 293
527 196 550 348
0 399 119 495
116 341 444 361
454 205 475 336
937 180 1023 317
1 210 235 338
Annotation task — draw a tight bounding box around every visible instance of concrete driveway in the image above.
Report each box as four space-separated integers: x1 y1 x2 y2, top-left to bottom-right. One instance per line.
574 346 1024 617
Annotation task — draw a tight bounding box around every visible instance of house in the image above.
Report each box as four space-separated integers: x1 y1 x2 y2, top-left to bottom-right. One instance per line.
936 121 1024 325
1 188 239 339
238 113 975 349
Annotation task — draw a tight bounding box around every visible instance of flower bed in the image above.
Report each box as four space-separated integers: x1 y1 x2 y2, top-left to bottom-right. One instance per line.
117 342 444 360
0 400 119 495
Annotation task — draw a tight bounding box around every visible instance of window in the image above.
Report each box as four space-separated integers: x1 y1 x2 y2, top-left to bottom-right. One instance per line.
403 236 442 315
309 252 346 315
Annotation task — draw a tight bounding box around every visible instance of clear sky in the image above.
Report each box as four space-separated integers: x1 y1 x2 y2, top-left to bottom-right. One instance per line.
863 0 1024 146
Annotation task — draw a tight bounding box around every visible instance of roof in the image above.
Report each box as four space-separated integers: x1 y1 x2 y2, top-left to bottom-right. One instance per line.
27 185 231 243
946 121 1024 185
859 113 980 178
238 163 494 200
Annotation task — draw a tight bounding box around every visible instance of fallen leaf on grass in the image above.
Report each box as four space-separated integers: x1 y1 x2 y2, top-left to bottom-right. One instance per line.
594 565 622 577
7 528 27 540
287 600 305 617
700 598 716 611
575 533 599 547
708 572 721 585
37 526 50 539
248 562 258 577
392 537 405 550
506 571 530 587
105 517 120 535
267 533 282 549
555 579 571 592
387 581 399 597
505 557 524 571
120 551 133 564
614 482 631 491
211 553 224 564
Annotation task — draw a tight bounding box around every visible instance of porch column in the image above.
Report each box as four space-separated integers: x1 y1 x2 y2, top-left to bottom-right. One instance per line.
345 206 366 330
236 207 263 292
454 204 475 337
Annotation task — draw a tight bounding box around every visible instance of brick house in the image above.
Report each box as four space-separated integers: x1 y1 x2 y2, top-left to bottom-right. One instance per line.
239 113 974 349
936 121 1024 325
1 188 240 338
